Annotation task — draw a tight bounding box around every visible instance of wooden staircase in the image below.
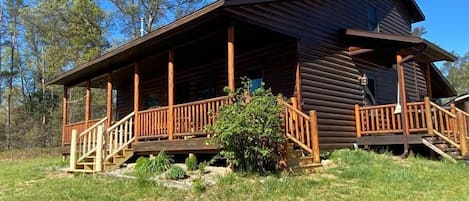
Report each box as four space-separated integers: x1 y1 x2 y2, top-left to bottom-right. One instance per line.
279 98 322 172
69 112 136 173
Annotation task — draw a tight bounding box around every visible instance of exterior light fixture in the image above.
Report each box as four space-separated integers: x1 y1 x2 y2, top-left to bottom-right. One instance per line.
359 73 368 86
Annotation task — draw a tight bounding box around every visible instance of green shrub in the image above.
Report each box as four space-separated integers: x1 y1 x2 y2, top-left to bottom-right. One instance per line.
206 78 284 174
166 165 186 180
148 151 172 174
135 151 172 174
198 161 208 173
192 178 206 193
135 157 150 172
185 154 198 171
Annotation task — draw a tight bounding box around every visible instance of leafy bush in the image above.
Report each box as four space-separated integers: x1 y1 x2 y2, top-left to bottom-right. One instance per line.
148 151 172 174
206 78 285 174
166 165 186 180
185 154 198 171
135 151 172 174
192 178 206 193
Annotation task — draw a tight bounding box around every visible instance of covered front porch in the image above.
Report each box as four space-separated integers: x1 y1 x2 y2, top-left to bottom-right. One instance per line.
57 16 299 153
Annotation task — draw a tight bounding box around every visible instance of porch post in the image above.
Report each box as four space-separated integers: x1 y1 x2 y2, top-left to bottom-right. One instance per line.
397 54 410 154
106 73 113 128
424 63 432 99
227 25 235 91
85 80 91 128
168 50 175 140
62 86 68 146
295 62 302 109
134 63 140 142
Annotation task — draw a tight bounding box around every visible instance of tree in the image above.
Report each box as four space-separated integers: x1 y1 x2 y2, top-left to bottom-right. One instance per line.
108 0 211 40
412 26 427 37
443 52 469 95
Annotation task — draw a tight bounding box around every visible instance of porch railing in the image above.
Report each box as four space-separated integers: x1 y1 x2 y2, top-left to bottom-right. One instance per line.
137 96 230 139
63 119 101 144
356 97 469 156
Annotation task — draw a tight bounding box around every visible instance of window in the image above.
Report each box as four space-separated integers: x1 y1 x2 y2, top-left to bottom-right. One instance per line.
245 69 263 93
367 5 379 32
175 82 190 104
197 79 216 100
364 76 377 105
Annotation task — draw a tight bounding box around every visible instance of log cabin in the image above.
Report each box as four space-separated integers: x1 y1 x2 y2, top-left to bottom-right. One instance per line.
47 0 468 173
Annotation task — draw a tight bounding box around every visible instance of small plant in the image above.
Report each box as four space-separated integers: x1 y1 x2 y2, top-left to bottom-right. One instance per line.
148 151 172 174
198 161 208 174
135 151 172 175
166 165 186 180
192 178 206 193
185 154 198 171
135 157 150 172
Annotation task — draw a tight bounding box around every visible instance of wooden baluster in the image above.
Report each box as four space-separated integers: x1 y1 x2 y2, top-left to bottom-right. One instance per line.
438 110 444 135
408 105 414 131
433 107 439 131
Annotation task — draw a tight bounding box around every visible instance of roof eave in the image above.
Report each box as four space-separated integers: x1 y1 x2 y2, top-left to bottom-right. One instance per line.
46 0 226 86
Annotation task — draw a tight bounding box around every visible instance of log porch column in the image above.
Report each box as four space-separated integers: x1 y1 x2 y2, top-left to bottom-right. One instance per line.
227 25 235 91
396 54 410 153
85 80 91 128
106 73 113 128
168 50 175 140
134 63 140 142
424 62 432 99
294 62 302 110
62 86 68 146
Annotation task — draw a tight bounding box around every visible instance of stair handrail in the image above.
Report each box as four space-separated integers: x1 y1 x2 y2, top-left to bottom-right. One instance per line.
426 99 462 152
279 98 320 163
105 112 135 161
73 117 107 163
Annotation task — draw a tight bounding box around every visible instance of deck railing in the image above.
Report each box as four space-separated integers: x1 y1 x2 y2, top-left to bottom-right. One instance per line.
356 97 468 156
138 107 168 139
173 96 229 137
63 119 101 145
137 96 230 139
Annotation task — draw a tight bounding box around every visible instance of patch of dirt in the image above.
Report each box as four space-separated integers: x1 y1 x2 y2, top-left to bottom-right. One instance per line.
46 170 74 179
103 163 232 190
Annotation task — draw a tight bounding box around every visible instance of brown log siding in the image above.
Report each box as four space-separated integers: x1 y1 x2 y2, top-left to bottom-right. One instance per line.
226 0 420 150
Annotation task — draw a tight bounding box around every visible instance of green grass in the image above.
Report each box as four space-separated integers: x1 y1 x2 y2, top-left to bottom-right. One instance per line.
1 149 469 200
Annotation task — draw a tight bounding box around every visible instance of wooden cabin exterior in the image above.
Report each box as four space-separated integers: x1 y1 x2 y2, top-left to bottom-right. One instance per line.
47 0 467 172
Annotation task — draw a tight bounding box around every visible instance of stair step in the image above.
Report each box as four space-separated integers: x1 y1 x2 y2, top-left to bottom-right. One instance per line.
77 162 95 166
68 169 95 173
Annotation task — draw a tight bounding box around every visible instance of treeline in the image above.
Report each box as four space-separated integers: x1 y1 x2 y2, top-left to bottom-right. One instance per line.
0 0 211 150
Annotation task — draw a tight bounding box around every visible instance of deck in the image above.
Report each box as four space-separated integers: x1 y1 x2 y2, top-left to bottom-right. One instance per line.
356 97 469 158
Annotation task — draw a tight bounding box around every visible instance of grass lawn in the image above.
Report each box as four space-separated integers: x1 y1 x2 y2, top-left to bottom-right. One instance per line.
1 149 469 201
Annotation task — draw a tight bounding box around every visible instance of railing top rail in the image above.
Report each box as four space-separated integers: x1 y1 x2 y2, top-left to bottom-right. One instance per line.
108 111 135 131
78 117 108 138
456 108 469 117
407 101 425 106
359 103 397 110
279 100 310 120
173 96 229 108
139 106 169 114
430 102 456 118
65 118 102 127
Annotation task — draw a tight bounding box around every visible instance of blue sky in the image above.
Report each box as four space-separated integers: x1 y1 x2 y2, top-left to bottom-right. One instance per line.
414 0 469 57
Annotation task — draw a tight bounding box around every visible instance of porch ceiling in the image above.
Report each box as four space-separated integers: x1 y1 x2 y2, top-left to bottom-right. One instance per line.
345 29 457 98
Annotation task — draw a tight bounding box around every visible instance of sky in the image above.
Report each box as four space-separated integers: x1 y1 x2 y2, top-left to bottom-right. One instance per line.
414 0 469 57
